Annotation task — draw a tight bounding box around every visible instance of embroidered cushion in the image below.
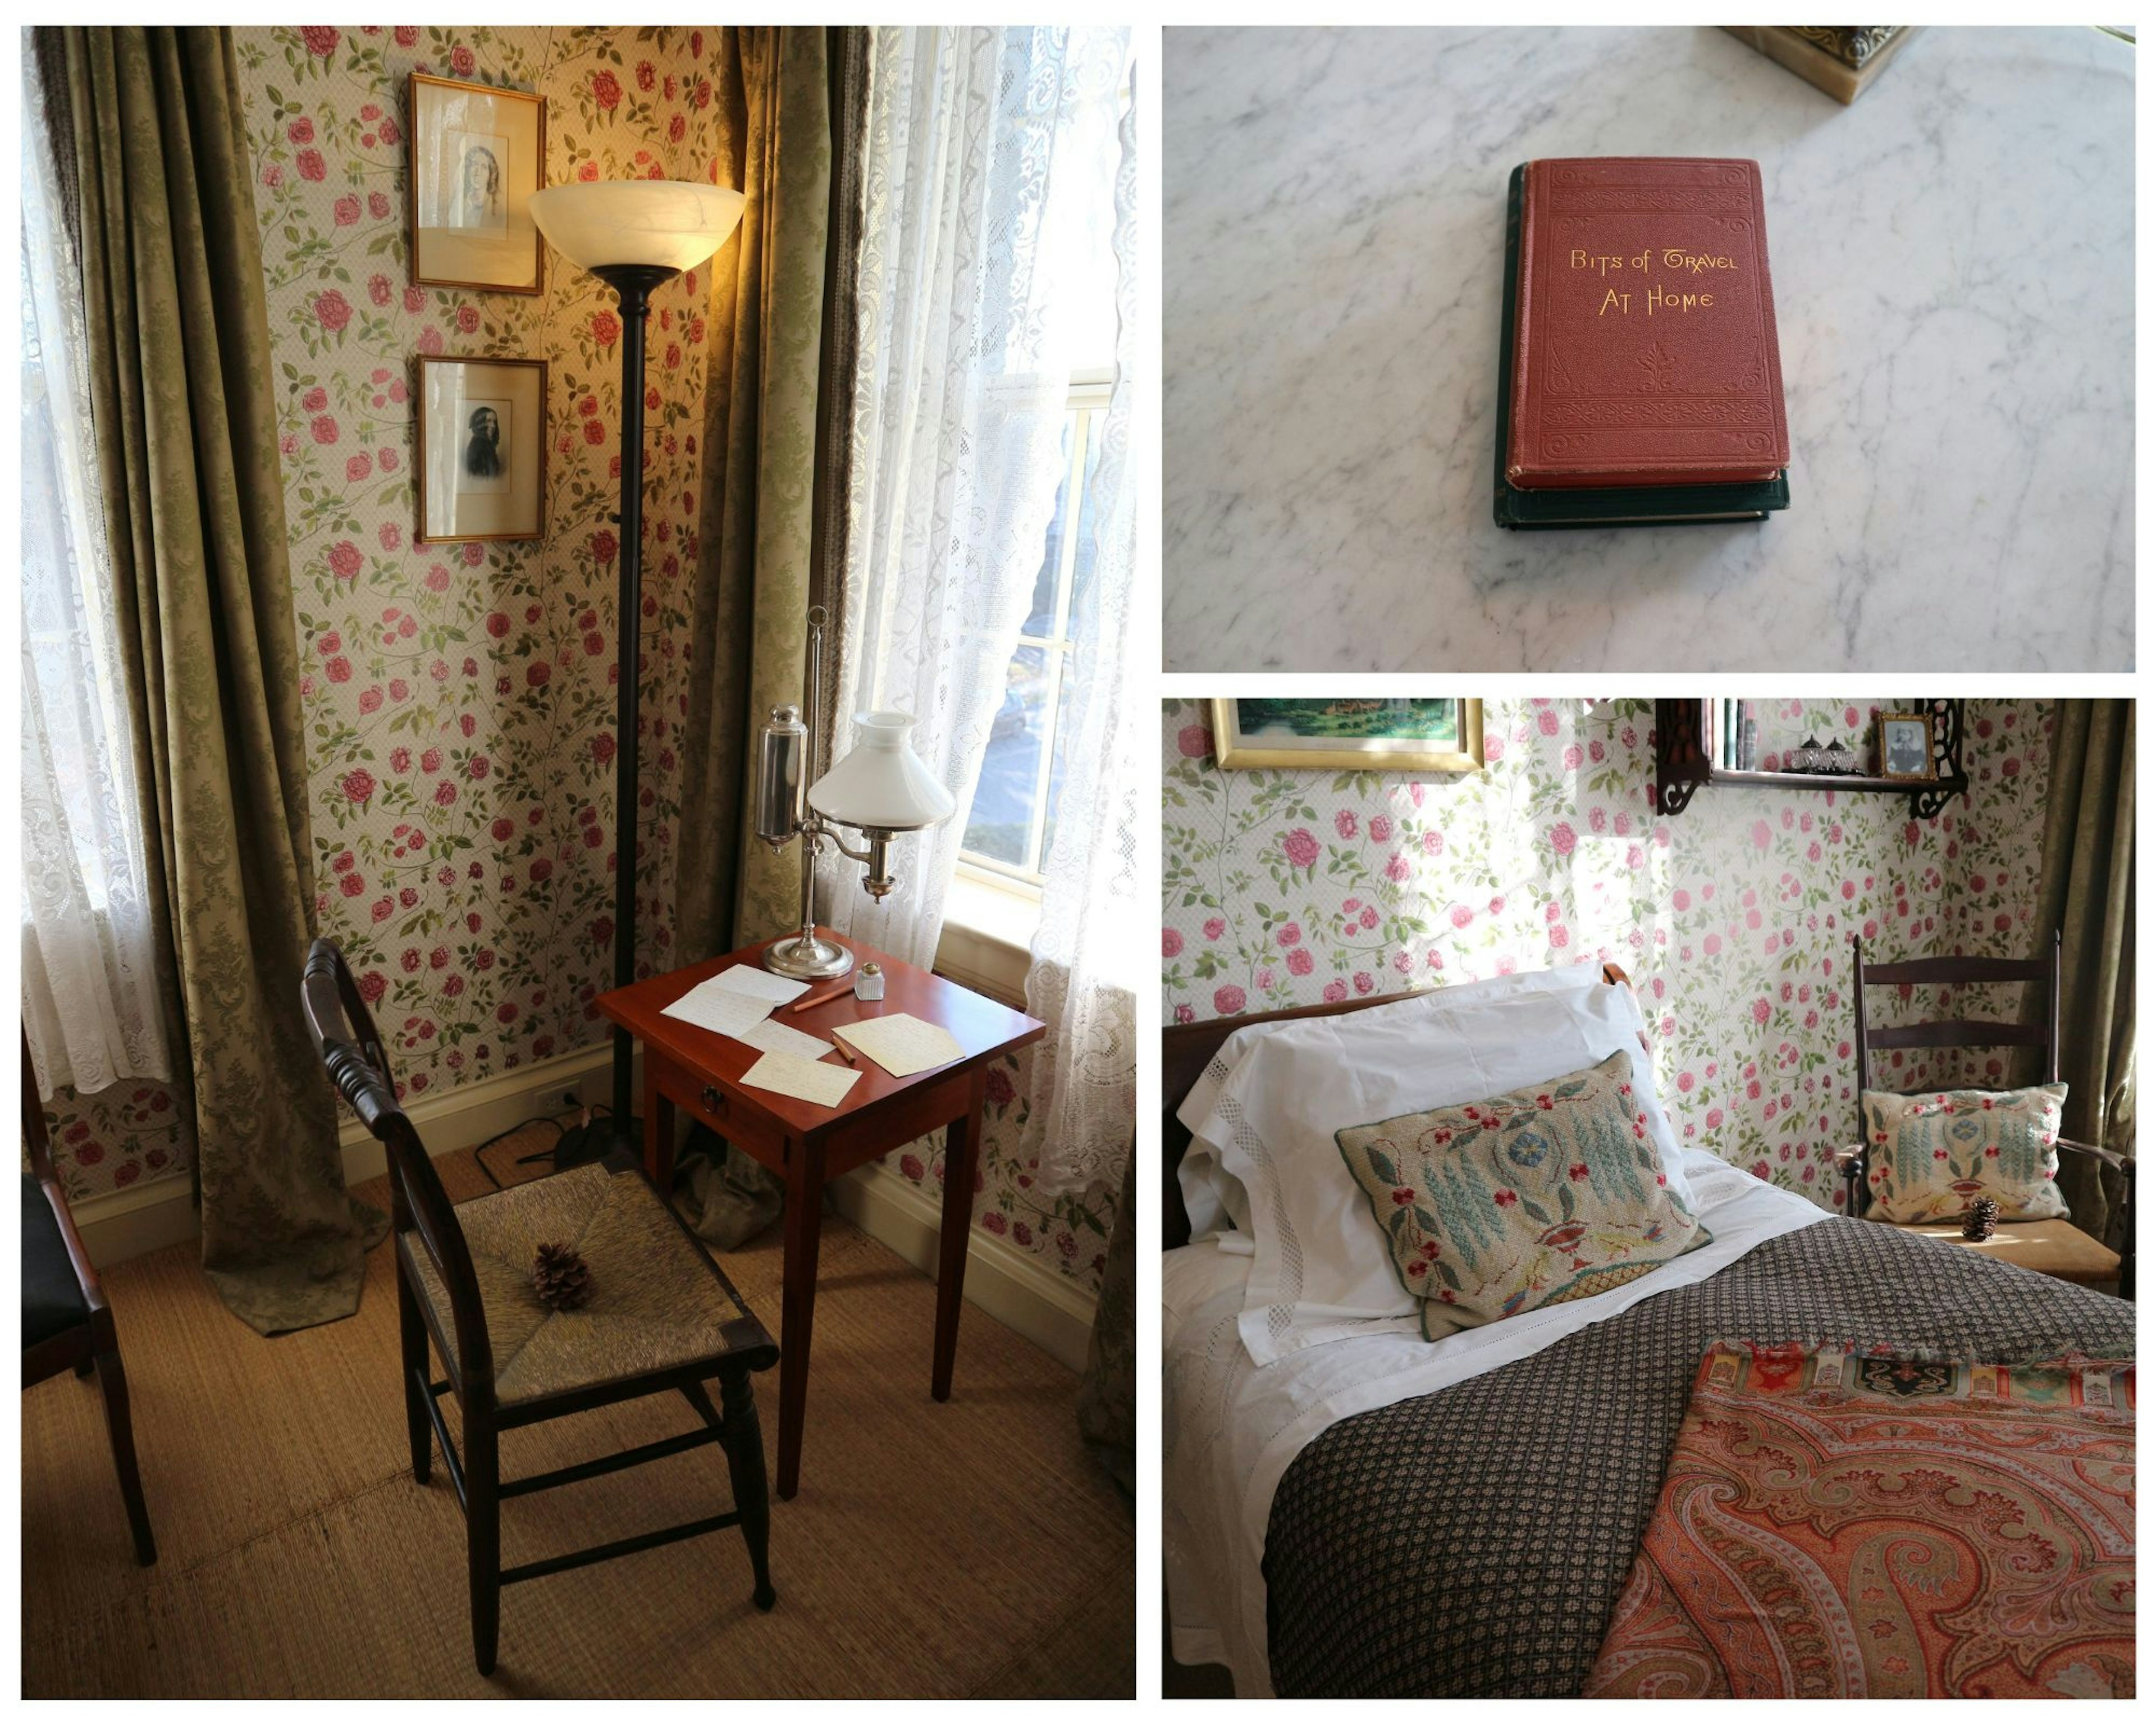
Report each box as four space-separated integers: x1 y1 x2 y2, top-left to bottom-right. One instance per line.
1860 1083 2069 1224
1333 1049 1708 1335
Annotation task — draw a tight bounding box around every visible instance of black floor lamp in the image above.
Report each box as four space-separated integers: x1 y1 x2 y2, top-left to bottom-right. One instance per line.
529 180 747 1162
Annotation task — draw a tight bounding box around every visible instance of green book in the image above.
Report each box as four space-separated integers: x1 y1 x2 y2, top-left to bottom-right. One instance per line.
1492 163 1792 531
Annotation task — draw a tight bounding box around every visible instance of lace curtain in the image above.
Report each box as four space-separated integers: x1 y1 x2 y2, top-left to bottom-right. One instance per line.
823 25 1133 969
1017 89 1140 1200
20 55 173 1099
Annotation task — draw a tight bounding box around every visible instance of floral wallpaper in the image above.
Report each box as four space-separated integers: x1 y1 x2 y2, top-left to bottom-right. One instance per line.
1163 699 2056 1210
41 24 730 1203
36 26 1123 1301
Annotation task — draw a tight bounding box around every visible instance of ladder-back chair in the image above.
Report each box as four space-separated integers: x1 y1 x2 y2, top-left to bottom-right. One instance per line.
1843 933 2134 1300
301 938 779 1676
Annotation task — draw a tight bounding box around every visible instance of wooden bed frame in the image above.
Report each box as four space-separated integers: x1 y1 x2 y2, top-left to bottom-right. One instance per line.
1162 964 1633 1249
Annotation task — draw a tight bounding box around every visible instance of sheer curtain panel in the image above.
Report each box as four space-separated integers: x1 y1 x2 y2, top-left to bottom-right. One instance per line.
824 26 1133 966
20 55 173 1101
1016 86 1140 1201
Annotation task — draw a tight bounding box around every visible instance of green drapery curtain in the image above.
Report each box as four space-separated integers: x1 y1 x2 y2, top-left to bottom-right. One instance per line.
1076 1160 1135 1499
49 25 384 1334
672 26 855 1245
2031 701 2135 1250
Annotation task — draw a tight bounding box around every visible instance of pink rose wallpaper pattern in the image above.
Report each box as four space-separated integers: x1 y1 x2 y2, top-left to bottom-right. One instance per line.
39 25 1120 1298
40 26 724 1205
1162 699 2055 1210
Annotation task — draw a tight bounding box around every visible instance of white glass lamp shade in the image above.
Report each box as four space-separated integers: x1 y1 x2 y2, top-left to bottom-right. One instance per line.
527 180 746 273
808 712 956 832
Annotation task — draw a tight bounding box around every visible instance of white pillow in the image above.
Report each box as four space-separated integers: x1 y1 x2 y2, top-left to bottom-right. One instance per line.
1177 966 1689 1367
1174 966 1599 1245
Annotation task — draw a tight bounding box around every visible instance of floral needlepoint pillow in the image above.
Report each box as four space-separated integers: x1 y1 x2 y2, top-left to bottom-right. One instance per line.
1860 1084 2070 1224
1333 1049 1709 1335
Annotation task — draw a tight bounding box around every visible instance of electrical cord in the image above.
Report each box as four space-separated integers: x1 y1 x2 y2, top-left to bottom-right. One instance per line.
471 1115 563 1190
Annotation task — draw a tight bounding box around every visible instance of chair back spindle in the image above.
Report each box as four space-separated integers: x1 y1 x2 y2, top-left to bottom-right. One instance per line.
1850 931 2061 1152
300 938 497 1401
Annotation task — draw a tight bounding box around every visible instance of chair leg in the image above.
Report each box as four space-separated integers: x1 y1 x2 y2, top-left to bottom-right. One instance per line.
718 1367 775 1612
74 1356 95 1379
92 1347 155 1566
397 1263 432 1484
465 1412 501 1676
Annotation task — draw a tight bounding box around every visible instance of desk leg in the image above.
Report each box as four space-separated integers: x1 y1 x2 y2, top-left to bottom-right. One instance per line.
933 1070 989 1403
642 1058 674 1189
776 1133 824 1501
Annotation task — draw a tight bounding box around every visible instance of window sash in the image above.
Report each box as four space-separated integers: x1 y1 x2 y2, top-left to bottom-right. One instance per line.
958 373 1112 894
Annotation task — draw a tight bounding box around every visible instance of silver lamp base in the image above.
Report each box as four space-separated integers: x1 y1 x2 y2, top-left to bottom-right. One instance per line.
762 927 855 982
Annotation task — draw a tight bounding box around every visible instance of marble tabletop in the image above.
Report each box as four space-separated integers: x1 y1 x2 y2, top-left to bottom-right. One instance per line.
1163 26 2135 672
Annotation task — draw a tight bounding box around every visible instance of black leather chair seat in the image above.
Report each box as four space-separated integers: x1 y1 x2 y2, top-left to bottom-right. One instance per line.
22 1171 89 1350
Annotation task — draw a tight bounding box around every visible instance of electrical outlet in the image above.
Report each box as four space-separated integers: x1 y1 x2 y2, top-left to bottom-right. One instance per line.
522 1082 584 1124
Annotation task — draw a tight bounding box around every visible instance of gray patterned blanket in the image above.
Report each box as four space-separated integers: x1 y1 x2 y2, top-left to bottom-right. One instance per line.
1263 1218 2135 1697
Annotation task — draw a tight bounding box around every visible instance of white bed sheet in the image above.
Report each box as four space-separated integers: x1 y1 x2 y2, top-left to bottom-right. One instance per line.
1175 968 1695 1369
1162 1149 1831 1696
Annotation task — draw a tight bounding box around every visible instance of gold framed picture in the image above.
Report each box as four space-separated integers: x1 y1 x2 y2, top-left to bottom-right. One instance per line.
408 72 545 295
415 356 547 544
1209 698 1485 773
1876 710 1936 782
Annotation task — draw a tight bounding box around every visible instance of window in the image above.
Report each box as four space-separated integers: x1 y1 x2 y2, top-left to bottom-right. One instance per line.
20 85 173 1096
958 368 1115 892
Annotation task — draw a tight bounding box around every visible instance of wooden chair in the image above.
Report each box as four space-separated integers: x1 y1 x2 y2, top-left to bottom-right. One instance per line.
300 939 780 1676
21 1034 156 1566
1842 933 2135 1300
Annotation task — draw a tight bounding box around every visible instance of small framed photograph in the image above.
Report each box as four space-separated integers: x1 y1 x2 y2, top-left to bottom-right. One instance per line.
415 356 547 543
1876 711 1936 782
408 73 545 295
1209 698 1485 773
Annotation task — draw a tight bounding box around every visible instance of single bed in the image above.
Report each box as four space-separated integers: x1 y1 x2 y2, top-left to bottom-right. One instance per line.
1162 975 2137 1698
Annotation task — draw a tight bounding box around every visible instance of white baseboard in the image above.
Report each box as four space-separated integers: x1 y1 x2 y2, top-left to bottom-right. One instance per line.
72 1042 621 1270
69 1171 202 1268
829 1157 1100 1372
72 1042 1103 1376
332 1041 620 1187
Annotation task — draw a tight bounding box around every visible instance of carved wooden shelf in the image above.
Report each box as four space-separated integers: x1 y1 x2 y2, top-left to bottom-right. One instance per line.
1652 698 1967 821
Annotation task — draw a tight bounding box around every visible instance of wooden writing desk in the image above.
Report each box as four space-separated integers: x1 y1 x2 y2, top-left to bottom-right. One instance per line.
596 935 1044 1499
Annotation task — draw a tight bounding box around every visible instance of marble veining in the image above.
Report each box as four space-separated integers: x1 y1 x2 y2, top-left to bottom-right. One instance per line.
1163 26 2134 671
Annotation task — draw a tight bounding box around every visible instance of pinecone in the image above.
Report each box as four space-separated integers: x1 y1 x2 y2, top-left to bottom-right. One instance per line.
531 1242 595 1311
1961 1197 2000 1242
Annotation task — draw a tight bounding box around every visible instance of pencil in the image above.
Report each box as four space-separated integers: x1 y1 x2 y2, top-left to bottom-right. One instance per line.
788 978 853 1015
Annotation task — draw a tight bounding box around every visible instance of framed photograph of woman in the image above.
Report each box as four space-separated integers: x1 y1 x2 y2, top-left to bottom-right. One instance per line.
1876 711 1936 782
415 356 547 543
408 73 545 294
1209 698 1485 773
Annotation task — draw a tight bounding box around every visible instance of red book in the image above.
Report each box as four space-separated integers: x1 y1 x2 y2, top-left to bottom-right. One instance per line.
1505 158 1789 491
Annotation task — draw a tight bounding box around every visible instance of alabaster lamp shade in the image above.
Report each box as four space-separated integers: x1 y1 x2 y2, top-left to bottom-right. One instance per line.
528 180 746 273
808 713 956 832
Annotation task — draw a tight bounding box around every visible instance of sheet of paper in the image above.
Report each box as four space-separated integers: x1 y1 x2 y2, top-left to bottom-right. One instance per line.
835 1012 966 1078
705 965 812 1005
734 1016 835 1062
661 978 776 1040
737 1051 860 1109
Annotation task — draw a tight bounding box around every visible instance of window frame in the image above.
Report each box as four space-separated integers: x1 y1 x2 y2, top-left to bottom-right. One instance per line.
956 366 1117 900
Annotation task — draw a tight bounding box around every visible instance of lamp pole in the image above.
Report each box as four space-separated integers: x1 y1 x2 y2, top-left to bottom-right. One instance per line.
591 263 677 1158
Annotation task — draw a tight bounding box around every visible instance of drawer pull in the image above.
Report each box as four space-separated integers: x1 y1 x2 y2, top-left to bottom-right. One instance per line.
700 1084 723 1114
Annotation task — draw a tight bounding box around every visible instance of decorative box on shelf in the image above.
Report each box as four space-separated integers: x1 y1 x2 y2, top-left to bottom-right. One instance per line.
1652 698 1967 819
1722 26 1920 106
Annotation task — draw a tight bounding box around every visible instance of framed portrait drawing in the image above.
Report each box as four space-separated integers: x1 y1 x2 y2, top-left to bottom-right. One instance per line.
408 73 545 294
415 356 547 543
1209 698 1485 773
1876 711 1936 782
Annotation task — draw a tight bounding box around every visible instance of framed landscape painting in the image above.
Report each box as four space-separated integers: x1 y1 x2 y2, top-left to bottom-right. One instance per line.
1210 699 1485 773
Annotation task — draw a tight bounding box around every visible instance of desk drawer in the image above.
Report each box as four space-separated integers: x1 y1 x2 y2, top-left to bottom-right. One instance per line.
656 1051 785 1166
